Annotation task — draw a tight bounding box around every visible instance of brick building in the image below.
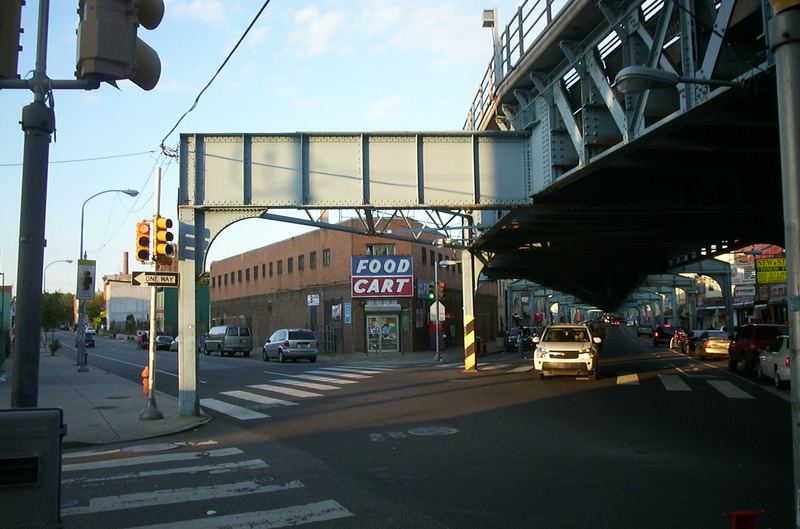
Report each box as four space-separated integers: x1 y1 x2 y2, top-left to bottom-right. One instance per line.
209 219 500 355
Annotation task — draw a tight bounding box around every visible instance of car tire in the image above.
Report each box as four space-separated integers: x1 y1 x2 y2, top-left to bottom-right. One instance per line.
202 346 209 356
775 369 786 389
756 361 765 383
728 357 738 372
244 351 250 357
278 350 286 363
262 348 269 362
309 356 317 363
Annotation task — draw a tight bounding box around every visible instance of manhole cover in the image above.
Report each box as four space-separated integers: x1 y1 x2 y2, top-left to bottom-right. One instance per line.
122 443 180 453
408 426 458 436
94 406 117 410
107 395 130 400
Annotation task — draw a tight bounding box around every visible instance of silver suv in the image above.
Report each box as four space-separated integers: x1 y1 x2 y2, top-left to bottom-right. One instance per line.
532 323 602 379
262 329 319 363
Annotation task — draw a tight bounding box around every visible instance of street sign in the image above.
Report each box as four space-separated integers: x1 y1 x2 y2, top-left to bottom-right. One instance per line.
131 271 179 287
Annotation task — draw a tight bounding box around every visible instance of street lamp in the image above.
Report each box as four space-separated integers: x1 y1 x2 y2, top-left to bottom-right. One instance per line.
612 65 743 94
76 189 139 372
43 259 73 291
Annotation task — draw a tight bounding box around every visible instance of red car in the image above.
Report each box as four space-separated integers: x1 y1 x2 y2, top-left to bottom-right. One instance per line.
728 324 788 372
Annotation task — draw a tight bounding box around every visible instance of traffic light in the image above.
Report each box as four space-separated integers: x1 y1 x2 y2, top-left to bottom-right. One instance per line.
438 282 445 298
76 0 164 90
153 215 174 262
135 221 151 262
427 282 436 299
0 0 23 80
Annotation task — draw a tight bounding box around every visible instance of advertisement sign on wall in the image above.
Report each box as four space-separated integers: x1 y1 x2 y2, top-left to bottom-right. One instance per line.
351 255 413 297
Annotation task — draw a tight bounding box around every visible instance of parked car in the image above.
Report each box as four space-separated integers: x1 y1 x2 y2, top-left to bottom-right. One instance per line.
691 330 732 359
77 333 95 348
681 330 706 354
154 335 173 350
757 335 791 388
532 323 601 379
728 323 789 372
203 325 253 357
637 324 654 337
505 326 535 351
169 336 201 353
85 326 97 335
652 324 675 347
262 328 318 362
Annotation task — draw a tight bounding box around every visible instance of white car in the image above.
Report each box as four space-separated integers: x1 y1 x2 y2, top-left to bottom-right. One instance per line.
757 335 790 389
532 324 602 379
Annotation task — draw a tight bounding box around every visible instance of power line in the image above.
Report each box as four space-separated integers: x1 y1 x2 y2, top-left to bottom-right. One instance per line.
160 0 272 157
0 150 156 167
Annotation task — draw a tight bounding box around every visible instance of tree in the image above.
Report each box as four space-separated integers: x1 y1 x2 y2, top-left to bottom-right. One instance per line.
86 292 104 329
41 292 72 331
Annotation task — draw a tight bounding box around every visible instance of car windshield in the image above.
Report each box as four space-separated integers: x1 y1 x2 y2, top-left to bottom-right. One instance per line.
543 328 589 342
289 331 316 340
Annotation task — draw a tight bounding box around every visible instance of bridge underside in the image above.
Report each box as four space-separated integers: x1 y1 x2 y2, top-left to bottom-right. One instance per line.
475 85 783 310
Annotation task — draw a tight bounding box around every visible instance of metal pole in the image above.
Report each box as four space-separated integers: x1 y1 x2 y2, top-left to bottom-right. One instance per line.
141 168 163 420
769 4 800 526
433 264 441 361
10 0 53 408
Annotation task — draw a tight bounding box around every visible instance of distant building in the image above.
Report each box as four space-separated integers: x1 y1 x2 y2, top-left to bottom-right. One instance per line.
103 273 150 333
209 219 500 355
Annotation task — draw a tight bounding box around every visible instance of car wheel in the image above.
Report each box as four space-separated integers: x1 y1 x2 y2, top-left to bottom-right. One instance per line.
756 362 764 383
278 350 286 363
309 356 317 363
774 369 786 389
262 348 269 362
203 346 209 356
728 357 738 372
244 351 250 357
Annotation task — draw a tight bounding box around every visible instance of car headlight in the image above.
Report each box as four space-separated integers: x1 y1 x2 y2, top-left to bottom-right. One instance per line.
579 349 593 359
535 348 547 358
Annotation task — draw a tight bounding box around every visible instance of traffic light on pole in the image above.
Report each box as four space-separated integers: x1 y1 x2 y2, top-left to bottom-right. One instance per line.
427 282 436 299
76 0 164 90
0 0 24 80
153 215 174 262
438 282 445 298
135 221 151 262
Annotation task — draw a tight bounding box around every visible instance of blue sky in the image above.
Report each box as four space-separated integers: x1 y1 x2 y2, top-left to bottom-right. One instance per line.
1 0 522 294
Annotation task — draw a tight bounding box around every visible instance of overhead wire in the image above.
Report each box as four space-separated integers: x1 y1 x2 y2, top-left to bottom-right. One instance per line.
159 0 272 158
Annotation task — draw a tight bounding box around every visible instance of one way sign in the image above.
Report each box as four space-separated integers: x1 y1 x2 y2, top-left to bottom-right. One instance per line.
131 271 180 287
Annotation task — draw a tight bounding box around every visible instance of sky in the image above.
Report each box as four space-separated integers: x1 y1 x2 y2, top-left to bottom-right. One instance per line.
0 0 524 295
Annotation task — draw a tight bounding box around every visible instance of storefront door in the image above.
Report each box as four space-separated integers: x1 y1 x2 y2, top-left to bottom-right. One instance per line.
367 315 399 353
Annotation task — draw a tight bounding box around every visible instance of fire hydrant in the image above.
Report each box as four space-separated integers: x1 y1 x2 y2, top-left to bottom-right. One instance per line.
140 365 149 396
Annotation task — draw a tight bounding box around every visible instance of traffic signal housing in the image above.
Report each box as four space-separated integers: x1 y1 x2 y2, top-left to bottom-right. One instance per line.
427 281 436 299
0 0 23 80
135 221 151 262
153 215 174 262
438 282 445 298
76 0 164 90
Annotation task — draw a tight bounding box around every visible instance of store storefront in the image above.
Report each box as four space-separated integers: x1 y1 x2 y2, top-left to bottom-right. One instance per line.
366 305 400 353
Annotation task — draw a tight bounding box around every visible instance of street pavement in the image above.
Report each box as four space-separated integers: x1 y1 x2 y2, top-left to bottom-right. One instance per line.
0 343 484 447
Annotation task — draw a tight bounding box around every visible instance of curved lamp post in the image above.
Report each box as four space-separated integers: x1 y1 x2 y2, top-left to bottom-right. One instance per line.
43 259 73 291
76 189 139 372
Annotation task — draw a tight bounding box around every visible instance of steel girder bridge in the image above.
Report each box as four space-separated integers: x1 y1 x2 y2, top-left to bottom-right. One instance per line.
174 0 784 415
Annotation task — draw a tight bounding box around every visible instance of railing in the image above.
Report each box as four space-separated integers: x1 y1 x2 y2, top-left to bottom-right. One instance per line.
463 0 570 130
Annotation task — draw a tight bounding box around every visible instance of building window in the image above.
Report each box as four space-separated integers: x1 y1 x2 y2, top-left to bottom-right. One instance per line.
322 249 331 266
366 244 395 256
269 262 273 277
430 249 435 266
253 266 258 280
245 268 250 282
224 274 228 286
230 271 235 284
287 257 293 274
298 254 305 271
238 270 242 283
277 260 283 274
310 251 317 269
421 247 426 264
212 276 216 288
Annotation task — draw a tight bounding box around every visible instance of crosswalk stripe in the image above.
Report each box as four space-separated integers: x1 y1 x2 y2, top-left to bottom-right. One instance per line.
323 367 387 374
659 375 691 391
248 384 322 398
708 380 755 399
63 459 268 484
309 369 371 379
286 373 358 384
200 398 270 420
272 378 341 391
617 373 640 385
123 500 354 529
63 447 244 472
222 390 299 407
62 480 305 516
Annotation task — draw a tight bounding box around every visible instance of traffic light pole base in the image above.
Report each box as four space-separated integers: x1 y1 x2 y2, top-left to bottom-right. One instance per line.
139 397 164 421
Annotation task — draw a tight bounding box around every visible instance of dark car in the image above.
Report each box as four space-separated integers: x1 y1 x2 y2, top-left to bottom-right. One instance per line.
76 333 94 348
681 330 705 354
505 327 535 351
728 323 788 372
154 335 173 350
652 324 675 347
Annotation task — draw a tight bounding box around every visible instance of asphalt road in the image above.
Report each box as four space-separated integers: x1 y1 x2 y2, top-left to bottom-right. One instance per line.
58 325 793 528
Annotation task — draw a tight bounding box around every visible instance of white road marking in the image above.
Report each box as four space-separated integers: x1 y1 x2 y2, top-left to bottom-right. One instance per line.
199 398 270 420
658 374 691 391
708 380 755 399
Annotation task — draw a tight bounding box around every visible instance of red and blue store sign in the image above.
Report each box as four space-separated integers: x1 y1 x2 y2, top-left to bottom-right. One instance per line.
351 255 413 297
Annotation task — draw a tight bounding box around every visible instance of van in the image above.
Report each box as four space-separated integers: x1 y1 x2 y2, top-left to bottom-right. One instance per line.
203 325 253 357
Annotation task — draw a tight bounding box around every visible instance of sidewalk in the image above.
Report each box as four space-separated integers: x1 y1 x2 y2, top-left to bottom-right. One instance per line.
0 351 210 447
0 344 495 448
